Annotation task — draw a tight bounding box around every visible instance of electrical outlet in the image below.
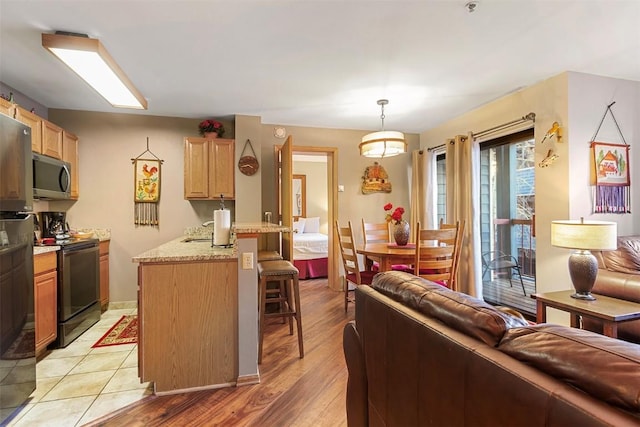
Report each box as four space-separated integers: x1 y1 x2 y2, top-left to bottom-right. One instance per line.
242 252 254 270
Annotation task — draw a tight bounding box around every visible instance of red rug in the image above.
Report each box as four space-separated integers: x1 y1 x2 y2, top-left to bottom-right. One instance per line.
92 315 138 348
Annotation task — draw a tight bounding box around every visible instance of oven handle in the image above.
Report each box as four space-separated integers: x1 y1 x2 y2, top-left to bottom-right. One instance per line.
62 243 99 255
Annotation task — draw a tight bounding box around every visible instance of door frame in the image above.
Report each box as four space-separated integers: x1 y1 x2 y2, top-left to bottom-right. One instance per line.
274 145 339 291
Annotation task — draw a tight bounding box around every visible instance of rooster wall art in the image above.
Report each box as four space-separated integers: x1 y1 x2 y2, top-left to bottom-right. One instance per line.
133 158 161 226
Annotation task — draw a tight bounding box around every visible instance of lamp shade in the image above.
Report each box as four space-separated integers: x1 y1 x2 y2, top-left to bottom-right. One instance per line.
359 131 406 158
551 219 617 251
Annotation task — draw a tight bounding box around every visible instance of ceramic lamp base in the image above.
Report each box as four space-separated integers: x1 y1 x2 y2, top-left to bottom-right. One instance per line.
568 250 598 301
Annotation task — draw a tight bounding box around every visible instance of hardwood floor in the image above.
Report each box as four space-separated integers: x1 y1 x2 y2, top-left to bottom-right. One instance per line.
86 278 351 427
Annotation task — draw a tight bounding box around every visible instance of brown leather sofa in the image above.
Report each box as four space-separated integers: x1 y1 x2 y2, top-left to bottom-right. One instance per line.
343 271 640 426
586 235 640 343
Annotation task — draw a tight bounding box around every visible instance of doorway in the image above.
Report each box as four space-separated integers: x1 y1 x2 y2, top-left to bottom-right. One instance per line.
275 145 339 291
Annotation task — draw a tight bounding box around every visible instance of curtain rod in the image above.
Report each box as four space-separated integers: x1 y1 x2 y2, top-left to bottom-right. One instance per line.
473 112 536 139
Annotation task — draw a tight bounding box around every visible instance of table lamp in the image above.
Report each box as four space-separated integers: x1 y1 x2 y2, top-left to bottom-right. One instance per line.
551 218 617 300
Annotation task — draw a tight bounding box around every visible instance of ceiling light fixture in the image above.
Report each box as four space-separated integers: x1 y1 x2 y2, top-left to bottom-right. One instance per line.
42 31 147 110
359 99 406 158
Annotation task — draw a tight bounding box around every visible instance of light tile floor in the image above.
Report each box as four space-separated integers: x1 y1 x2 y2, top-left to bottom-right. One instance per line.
6 308 152 427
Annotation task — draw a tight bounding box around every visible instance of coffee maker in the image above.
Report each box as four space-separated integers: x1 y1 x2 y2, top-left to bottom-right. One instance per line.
40 211 69 239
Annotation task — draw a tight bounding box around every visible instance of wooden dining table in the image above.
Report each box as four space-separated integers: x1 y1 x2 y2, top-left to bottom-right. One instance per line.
356 242 417 272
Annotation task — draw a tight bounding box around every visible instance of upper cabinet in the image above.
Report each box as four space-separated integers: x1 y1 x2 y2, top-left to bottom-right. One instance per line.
0 98 15 117
184 137 235 200
14 106 43 153
62 131 79 199
42 120 64 160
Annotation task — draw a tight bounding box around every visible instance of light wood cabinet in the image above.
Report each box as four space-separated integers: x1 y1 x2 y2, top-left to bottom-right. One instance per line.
184 137 235 200
99 240 110 312
15 106 42 154
42 120 64 160
34 251 58 354
138 259 238 392
0 98 15 117
62 131 79 199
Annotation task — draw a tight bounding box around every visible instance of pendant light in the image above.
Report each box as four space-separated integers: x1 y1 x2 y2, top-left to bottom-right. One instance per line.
359 99 406 158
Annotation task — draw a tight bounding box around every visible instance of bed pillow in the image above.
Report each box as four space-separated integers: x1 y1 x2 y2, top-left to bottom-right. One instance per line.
293 218 306 233
304 217 320 233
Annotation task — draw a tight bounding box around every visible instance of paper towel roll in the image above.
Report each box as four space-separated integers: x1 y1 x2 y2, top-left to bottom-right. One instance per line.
213 209 231 246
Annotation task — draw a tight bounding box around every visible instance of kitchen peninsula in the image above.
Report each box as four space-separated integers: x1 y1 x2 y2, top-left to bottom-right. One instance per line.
133 222 288 394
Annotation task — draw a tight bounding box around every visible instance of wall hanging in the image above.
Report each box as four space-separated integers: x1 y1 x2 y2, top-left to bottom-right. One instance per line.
238 139 259 176
132 138 163 226
589 102 631 214
361 162 391 194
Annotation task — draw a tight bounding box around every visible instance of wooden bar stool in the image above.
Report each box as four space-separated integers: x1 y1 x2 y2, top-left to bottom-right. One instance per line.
257 260 303 364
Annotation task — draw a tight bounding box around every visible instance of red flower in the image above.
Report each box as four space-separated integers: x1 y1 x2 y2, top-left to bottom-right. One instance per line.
384 203 405 224
198 119 225 137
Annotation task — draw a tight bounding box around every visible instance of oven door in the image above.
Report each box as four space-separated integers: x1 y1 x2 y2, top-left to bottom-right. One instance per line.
59 243 99 321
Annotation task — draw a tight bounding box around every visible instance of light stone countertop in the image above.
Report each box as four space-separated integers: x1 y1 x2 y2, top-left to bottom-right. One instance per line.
132 236 236 263
232 222 291 234
34 245 60 255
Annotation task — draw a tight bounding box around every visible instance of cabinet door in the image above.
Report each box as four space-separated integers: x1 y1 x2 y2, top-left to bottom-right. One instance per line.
0 98 14 118
42 120 64 159
184 137 210 199
35 270 57 353
99 241 110 312
63 131 80 199
210 139 235 199
15 106 43 154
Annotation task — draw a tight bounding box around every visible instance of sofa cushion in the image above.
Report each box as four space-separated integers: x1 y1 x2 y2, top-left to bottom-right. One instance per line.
602 235 640 274
371 271 528 346
499 324 640 413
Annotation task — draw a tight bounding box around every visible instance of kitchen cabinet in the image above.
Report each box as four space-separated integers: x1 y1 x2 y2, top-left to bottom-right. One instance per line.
62 131 80 199
99 240 110 312
0 98 15 117
14 106 43 154
184 137 235 200
137 258 238 393
42 120 64 160
34 251 57 354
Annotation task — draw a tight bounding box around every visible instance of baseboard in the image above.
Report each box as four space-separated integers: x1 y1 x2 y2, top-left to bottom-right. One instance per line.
236 373 260 387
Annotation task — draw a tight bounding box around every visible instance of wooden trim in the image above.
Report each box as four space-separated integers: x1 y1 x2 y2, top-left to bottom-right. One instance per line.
236 373 261 387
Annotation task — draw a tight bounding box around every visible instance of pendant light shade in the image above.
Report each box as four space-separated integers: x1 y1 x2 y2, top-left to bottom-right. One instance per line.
360 99 406 158
42 31 147 110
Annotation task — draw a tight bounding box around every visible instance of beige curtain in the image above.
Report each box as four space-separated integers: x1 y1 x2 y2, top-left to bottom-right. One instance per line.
445 133 482 297
409 150 432 242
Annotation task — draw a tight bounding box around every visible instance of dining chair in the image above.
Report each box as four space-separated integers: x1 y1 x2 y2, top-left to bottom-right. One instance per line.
361 220 389 271
413 222 460 288
362 219 412 272
336 220 377 312
438 219 465 290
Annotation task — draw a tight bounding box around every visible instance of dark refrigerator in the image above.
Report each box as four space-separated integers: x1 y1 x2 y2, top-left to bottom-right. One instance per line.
0 113 36 425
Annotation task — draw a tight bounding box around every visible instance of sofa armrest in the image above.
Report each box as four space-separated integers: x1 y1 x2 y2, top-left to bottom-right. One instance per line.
343 321 368 427
593 270 640 303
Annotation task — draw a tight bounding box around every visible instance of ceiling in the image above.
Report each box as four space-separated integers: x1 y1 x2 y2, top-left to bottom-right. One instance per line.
1 1 638 134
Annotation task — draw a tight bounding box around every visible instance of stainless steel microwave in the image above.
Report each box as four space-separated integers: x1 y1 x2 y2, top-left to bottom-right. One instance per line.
33 153 71 200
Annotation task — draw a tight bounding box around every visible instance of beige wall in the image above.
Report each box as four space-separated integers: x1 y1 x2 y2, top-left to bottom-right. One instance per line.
293 160 329 234
421 71 639 323
48 110 235 303
46 110 418 303
259 124 420 242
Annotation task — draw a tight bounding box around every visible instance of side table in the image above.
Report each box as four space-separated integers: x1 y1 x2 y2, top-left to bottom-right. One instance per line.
533 290 640 339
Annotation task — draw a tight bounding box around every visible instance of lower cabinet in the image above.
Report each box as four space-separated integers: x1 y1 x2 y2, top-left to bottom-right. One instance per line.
34 252 57 354
99 240 110 312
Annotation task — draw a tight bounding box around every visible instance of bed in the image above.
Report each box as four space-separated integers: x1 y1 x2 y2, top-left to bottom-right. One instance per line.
292 217 328 279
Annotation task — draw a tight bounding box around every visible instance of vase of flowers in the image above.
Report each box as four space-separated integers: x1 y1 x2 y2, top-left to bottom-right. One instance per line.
384 203 409 246
198 119 225 138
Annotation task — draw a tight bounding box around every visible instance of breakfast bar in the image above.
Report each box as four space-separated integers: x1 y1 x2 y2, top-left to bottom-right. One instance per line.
132 222 288 394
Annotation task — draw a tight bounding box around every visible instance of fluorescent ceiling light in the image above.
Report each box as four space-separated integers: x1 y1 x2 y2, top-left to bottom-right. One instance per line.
42 32 147 109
